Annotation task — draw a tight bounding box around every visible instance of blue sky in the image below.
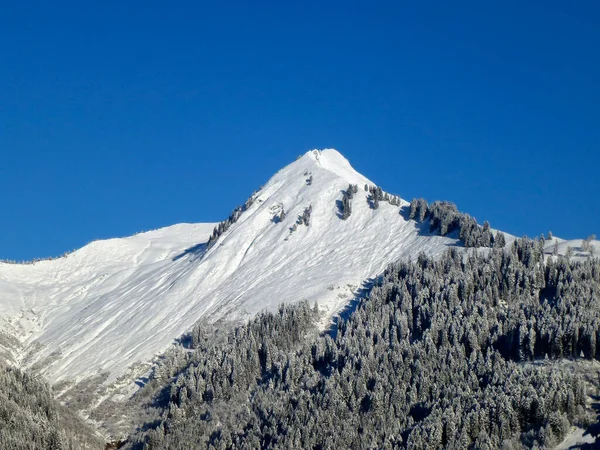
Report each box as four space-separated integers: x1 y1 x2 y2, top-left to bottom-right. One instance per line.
1 1 598 260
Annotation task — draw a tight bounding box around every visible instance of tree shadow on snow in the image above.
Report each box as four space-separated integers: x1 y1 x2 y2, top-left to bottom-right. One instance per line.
327 277 378 339
335 199 344 219
399 205 462 247
172 242 207 261
134 376 149 389
335 189 349 219
571 395 600 448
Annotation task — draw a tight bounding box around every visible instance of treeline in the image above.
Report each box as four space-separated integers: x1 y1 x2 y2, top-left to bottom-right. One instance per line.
365 184 402 209
0 250 74 266
126 237 598 449
337 186 502 250
0 363 103 450
207 190 261 249
409 198 505 248
339 183 401 220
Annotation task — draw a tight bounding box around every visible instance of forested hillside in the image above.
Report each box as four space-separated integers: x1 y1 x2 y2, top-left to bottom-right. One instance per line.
123 237 600 449
0 150 596 449
0 364 103 450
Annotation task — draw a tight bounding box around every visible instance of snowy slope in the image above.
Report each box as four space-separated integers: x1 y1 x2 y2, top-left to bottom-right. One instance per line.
0 224 216 376
0 149 458 384
543 237 599 262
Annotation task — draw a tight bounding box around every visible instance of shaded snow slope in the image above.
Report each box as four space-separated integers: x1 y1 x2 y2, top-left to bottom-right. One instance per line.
0 149 457 384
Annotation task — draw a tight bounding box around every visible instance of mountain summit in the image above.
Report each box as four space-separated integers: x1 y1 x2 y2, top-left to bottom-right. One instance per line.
0 149 458 384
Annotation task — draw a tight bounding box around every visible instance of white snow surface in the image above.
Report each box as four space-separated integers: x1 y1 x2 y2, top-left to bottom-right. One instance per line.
0 149 458 384
542 237 599 262
555 426 596 449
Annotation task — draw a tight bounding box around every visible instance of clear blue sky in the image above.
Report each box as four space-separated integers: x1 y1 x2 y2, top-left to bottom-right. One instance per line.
1 1 598 260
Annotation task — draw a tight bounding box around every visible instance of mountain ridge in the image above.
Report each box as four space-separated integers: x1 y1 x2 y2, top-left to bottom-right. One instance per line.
4 149 590 392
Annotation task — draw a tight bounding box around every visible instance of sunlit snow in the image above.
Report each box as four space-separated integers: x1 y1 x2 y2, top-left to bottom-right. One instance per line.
0 149 496 384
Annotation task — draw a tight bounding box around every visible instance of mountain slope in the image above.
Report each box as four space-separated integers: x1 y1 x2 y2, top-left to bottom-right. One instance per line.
0 150 460 385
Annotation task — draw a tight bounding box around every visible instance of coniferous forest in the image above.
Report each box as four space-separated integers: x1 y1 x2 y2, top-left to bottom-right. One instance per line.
3 0 598 447
118 237 600 449
1 192 599 449
0 364 103 449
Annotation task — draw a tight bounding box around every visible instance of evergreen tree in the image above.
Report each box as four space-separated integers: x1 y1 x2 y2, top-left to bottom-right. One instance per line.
583 234 596 253
340 185 354 220
126 236 598 450
494 231 507 248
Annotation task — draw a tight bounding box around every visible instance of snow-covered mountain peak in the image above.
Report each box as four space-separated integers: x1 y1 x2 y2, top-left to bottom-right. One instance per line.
281 149 371 188
0 150 457 385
